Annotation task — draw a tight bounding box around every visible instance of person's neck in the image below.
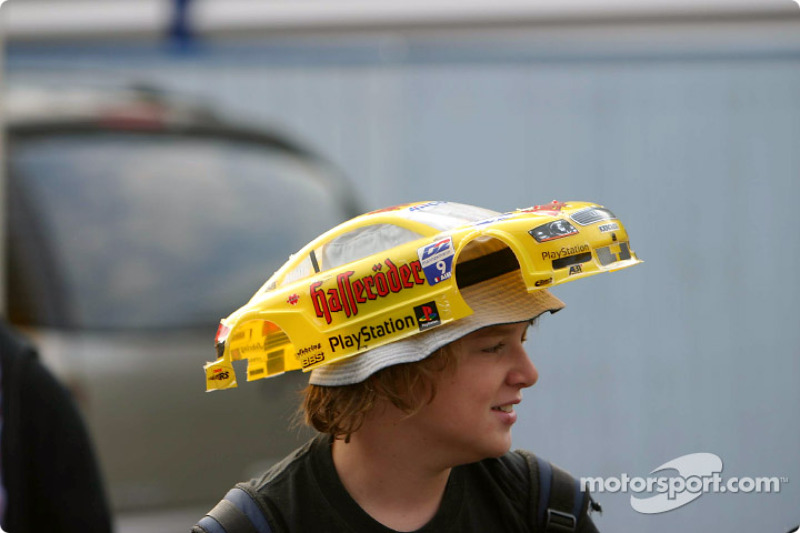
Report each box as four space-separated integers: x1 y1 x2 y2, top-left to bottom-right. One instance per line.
331 409 452 532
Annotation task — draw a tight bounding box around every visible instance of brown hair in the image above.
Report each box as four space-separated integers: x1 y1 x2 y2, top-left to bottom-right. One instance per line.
301 344 460 441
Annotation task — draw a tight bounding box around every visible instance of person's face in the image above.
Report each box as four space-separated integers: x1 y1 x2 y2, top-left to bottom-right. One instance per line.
407 321 539 467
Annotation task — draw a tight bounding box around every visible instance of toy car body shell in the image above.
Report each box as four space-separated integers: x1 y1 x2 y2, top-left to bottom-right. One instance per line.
204 200 641 391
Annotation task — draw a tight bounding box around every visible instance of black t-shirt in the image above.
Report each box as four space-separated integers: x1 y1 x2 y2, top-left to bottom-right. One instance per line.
194 434 599 532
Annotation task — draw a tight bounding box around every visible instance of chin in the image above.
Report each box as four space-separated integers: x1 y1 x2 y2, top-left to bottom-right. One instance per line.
479 437 514 460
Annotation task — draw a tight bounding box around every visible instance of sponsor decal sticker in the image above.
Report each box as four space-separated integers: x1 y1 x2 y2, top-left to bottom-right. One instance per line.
414 301 441 331
541 243 590 261
302 352 325 368
287 294 300 305
297 343 325 368
296 343 322 357
328 315 417 353
296 343 324 367
534 277 553 287
598 222 620 233
209 369 230 381
521 200 567 216
569 264 583 276
473 213 515 226
366 203 414 215
366 201 444 215
418 237 455 286
408 201 446 211
310 258 426 324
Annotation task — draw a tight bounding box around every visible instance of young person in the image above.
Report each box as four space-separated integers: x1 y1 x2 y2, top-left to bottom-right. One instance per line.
194 201 638 532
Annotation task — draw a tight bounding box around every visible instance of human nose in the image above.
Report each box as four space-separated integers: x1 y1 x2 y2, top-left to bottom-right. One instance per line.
507 344 538 388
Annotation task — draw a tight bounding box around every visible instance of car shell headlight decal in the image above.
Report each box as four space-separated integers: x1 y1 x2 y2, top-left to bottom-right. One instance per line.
528 219 579 243
570 206 617 226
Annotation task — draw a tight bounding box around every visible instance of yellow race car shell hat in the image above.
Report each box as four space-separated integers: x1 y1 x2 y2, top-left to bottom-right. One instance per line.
310 238 565 386
205 200 641 391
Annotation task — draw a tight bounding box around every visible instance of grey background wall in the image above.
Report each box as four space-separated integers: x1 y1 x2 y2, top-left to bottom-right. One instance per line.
5 14 800 532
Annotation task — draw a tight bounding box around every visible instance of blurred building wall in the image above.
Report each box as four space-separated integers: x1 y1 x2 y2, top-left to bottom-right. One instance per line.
4 4 800 532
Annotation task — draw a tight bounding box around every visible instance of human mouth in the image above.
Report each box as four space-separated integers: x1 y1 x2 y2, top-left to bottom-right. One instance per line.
491 401 519 425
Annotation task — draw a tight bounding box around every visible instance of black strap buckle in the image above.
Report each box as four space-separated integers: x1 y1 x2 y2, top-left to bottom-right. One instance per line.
545 508 577 532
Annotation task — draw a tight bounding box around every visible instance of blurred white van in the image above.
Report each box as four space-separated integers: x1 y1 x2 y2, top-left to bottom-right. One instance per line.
2 85 360 526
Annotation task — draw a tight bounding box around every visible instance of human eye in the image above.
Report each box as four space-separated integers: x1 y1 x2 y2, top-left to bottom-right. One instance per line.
482 342 505 354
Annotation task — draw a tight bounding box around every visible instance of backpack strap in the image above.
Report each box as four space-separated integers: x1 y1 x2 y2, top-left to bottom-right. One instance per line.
197 488 273 533
534 455 584 532
517 450 585 532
